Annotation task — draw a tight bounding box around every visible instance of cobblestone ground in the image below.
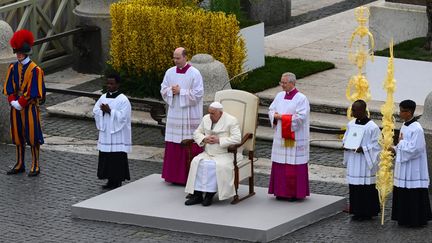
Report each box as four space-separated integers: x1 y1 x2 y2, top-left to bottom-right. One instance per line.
1 144 431 243
2 88 428 242
265 0 377 36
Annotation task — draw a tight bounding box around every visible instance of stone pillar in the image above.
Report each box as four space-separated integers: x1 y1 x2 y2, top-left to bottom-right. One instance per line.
189 54 230 108
418 92 432 192
73 0 118 74
0 20 15 143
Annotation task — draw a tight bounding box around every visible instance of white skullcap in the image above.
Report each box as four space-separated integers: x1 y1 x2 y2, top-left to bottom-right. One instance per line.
209 101 223 110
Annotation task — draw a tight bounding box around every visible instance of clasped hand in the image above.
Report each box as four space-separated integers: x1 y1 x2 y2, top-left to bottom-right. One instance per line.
172 85 180 95
100 103 111 114
204 135 219 144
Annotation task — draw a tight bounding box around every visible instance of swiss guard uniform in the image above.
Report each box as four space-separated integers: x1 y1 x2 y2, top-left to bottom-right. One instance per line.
3 29 46 177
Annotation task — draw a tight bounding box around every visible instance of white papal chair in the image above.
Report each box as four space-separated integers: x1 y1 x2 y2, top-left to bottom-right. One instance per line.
214 89 259 204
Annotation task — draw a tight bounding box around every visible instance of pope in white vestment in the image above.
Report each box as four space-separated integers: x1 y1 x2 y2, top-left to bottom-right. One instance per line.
391 100 431 227
161 47 204 185
268 73 310 200
185 102 242 206
342 100 380 220
93 75 132 189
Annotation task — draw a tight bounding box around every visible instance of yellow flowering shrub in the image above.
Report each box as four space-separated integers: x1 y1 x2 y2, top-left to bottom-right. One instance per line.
110 0 246 89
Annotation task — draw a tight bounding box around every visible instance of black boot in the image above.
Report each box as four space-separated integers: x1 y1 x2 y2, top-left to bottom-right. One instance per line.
28 168 40 177
185 191 203 206
6 167 25 175
202 192 216 206
7 145 25 175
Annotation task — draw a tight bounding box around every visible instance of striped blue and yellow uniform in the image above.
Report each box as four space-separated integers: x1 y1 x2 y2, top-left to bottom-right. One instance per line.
3 60 46 172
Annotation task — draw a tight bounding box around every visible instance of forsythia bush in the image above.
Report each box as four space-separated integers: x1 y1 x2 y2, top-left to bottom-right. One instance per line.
110 0 246 97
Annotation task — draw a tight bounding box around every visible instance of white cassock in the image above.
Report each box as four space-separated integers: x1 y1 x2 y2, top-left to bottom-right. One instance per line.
343 120 381 185
268 90 310 164
394 120 430 188
160 64 204 143
93 93 132 153
185 112 242 200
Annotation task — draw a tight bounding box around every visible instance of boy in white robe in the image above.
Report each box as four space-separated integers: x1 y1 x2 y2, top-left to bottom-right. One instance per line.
343 100 380 220
185 102 242 206
390 99 432 227
93 74 132 189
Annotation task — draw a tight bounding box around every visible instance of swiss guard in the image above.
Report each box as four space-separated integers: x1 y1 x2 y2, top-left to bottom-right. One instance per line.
3 29 46 177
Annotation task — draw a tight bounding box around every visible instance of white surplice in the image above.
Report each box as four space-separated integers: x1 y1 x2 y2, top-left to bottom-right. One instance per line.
185 112 242 200
343 120 381 185
93 93 132 153
160 65 204 143
268 91 310 164
394 120 430 188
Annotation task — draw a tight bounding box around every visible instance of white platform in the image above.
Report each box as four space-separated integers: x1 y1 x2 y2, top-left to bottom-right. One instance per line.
72 174 345 242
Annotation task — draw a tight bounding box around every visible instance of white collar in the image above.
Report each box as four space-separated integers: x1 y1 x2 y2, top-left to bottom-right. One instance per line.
19 56 31 65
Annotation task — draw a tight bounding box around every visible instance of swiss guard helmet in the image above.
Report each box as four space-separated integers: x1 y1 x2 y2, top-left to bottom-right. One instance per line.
9 29 34 54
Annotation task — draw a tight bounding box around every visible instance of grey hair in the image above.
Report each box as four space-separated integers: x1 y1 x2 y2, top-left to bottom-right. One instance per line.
282 72 296 84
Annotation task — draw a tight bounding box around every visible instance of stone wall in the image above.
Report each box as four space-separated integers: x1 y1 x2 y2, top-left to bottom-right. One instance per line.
370 0 427 51
247 0 291 26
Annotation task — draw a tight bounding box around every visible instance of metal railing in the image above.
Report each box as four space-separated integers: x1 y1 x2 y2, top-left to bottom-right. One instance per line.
0 0 81 70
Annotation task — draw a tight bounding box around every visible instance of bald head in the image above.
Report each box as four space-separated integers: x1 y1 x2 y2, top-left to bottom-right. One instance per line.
173 47 188 68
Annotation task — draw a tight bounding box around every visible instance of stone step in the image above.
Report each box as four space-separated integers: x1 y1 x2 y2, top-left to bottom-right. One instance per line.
258 106 385 130
46 97 344 149
259 95 385 120
257 93 423 123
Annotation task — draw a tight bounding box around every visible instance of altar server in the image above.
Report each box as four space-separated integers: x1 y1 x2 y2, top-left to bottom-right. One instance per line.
93 74 131 189
391 99 432 227
343 100 380 220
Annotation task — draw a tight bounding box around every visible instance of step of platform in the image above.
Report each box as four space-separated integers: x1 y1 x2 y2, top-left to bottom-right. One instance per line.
72 174 345 242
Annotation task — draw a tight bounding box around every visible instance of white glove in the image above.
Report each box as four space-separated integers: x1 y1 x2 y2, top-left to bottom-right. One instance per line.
11 100 22 111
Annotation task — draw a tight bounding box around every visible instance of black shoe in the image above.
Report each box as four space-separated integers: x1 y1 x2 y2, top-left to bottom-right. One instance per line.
185 191 203 206
102 182 112 190
351 215 364 221
102 180 121 190
28 169 40 177
202 192 215 207
111 181 122 189
6 167 25 175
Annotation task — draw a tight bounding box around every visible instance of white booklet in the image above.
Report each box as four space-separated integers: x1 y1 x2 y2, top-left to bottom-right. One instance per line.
343 124 366 150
